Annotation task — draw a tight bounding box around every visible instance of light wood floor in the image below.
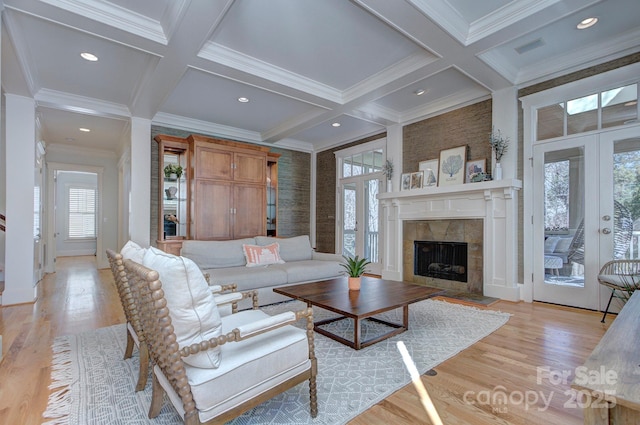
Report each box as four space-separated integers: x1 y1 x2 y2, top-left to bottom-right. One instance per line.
0 256 610 425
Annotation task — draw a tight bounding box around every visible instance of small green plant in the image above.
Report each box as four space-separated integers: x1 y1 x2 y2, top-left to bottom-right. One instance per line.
340 255 371 277
164 164 183 179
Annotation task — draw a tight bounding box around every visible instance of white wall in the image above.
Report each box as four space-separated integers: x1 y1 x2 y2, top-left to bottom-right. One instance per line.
46 148 118 269
55 171 98 256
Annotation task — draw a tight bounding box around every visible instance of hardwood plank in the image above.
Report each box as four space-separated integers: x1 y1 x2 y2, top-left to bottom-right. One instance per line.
0 256 609 425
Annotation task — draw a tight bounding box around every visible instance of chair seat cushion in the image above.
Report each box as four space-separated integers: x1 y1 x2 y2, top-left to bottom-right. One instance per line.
182 309 310 422
598 274 640 288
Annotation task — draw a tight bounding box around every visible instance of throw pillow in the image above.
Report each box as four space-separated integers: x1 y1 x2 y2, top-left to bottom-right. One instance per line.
142 247 222 369
121 240 145 262
243 243 285 267
256 235 313 262
544 236 560 253
554 237 573 253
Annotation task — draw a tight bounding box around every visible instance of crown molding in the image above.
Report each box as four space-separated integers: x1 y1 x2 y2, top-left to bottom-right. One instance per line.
35 88 131 119
400 89 491 125
467 0 560 45
343 52 437 103
478 50 519 85
407 0 468 45
159 0 190 41
2 9 39 95
272 138 314 153
199 42 343 104
515 27 640 86
152 112 262 144
40 0 167 44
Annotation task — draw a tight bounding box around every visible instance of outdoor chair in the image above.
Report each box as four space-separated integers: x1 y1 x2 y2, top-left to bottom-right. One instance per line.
123 247 318 424
597 201 635 323
107 244 256 392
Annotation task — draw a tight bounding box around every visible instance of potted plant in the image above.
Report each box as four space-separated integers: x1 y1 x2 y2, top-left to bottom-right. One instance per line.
382 159 394 192
489 127 509 180
163 164 183 180
340 255 371 291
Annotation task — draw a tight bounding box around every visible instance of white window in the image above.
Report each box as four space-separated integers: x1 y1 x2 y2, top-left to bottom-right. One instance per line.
68 186 96 239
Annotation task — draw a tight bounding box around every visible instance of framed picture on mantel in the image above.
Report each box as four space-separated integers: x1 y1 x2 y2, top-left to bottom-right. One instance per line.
438 145 466 186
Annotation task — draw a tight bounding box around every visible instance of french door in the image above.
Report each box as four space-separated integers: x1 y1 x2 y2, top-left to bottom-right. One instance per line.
533 126 640 309
340 176 382 275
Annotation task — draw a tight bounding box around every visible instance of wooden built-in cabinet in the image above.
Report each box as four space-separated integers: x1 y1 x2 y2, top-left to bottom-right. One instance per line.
155 134 275 250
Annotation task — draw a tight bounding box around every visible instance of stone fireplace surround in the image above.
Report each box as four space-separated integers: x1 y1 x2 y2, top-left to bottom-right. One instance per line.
378 179 522 301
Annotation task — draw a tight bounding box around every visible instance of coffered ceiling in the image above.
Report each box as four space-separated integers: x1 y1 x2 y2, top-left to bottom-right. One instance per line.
2 0 638 154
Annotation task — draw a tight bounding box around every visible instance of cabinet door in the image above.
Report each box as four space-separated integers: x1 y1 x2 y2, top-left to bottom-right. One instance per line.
193 180 233 240
234 152 266 184
233 184 266 239
195 145 233 180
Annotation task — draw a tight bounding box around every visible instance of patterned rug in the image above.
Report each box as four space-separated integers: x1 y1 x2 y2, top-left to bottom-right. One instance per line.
43 299 510 425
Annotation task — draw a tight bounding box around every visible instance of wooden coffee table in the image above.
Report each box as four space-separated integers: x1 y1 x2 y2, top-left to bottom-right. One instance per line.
274 277 444 350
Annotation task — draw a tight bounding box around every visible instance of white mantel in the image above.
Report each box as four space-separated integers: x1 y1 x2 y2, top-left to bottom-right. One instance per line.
378 179 522 301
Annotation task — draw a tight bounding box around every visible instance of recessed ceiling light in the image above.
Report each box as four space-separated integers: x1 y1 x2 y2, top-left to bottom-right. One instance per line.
332 122 341 127
414 89 426 96
238 97 249 103
80 52 99 61
79 128 91 132
577 17 598 29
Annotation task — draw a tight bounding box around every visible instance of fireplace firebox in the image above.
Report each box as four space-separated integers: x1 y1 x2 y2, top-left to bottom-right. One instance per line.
414 241 468 283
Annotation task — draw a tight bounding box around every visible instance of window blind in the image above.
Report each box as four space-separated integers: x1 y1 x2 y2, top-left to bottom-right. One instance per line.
68 187 96 239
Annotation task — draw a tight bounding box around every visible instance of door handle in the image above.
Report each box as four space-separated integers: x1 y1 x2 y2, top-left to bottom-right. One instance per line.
601 228 612 234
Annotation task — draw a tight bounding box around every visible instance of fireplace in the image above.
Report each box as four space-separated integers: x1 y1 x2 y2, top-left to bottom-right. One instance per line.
414 241 468 283
378 179 522 301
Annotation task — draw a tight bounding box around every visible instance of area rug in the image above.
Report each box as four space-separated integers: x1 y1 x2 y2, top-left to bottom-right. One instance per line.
43 299 510 425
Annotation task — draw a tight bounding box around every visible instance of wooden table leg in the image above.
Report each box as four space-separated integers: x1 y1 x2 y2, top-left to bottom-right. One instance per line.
403 305 409 328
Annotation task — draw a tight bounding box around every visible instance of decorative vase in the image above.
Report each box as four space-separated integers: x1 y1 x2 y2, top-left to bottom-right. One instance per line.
348 277 361 291
494 162 503 180
387 179 393 192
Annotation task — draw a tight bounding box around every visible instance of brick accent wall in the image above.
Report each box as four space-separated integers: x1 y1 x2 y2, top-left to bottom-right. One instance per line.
403 100 493 176
315 134 386 253
150 126 311 243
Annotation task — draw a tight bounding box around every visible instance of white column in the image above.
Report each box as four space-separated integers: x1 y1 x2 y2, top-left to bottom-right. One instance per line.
492 87 518 179
386 124 403 191
129 117 151 246
4 94 36 305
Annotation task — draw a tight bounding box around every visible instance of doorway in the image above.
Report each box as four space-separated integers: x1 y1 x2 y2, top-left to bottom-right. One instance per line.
335 140 385 275
532 127 640 309
46 163 104 273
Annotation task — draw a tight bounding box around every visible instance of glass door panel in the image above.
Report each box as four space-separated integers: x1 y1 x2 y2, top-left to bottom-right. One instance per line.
342 183 356 258
364 177 379 265
533 135 599 309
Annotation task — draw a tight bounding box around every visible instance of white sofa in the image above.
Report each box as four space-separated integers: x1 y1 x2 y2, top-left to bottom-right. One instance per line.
181 235 344 307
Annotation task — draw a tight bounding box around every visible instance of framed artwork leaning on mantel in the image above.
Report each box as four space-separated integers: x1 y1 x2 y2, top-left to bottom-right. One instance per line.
419 159 438 187
438 145 466 186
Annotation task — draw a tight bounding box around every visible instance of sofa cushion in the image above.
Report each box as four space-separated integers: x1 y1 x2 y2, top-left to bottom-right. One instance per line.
142 247 222 369
181 238 256 269
204 266 288 291
121 240 145 262
181 310 310 422
256 235 312 262
242 243 285 267
273 260 343 284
